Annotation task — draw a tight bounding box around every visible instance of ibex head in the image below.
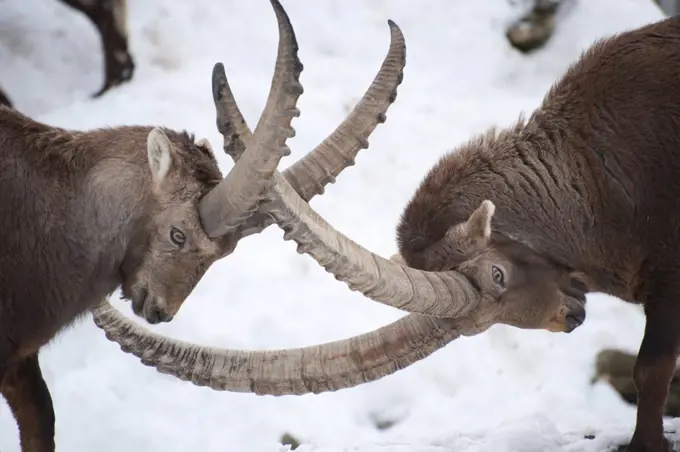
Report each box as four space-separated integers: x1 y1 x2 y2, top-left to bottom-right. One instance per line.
118 0 304 325
118 128 237 324
396 200 587 333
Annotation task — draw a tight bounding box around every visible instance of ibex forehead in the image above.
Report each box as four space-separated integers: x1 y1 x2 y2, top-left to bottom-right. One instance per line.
490 233 565 268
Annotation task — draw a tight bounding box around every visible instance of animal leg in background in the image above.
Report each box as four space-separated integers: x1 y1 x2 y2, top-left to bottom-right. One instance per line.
59 0 135 97
0 353 55 452
506 0 562 53
627 287 680 452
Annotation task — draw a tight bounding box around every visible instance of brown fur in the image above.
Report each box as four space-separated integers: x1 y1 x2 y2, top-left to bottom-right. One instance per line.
0 105 234 451
1 0 134 107
396 199 588 334
397 15 680 452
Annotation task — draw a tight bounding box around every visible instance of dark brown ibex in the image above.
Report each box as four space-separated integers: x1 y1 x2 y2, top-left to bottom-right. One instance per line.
95 8 680 452
396 15 680 452
0 0 133 108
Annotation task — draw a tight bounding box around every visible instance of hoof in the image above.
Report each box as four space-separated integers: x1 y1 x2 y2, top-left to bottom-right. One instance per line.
92 57 135 98
506 5 559 53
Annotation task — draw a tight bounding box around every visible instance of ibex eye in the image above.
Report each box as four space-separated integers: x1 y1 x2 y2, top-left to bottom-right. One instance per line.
170 227 186 247
491 265 505 286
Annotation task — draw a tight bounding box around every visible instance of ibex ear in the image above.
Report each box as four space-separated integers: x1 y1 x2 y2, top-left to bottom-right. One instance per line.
464 200 495 243
147 128 174 185
446 199 495 254
196 137 214 154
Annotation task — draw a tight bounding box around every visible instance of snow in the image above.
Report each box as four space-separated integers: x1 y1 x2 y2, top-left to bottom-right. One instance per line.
0 0 671 451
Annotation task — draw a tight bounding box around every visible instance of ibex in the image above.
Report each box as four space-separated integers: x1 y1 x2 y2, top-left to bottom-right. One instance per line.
0 0 133 107
1 0 438 449
92 7 680 452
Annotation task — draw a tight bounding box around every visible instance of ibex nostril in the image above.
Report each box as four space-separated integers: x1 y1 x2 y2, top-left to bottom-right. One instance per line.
155 308 173 323
564 315 580 333
564 307 586 333
144 305 161 325
141 298 173 325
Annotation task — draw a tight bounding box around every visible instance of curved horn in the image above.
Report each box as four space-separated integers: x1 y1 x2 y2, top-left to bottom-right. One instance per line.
282 20 406 202
262 179 482 317
212 21 406 240
198 0 304 238
91 300 472 394
90 3 487 394
203 8 479 317
212 67 250 163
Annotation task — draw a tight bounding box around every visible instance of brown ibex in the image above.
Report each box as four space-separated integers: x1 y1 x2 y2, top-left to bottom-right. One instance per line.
0 0 451 449
0 0 133 108
93 7 680 452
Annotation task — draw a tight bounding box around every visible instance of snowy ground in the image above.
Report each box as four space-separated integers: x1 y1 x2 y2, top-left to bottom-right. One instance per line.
0 0 671 451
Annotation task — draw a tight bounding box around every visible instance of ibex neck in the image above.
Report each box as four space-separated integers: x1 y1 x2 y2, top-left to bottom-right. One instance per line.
490 123 640 300
0 107 156 313
398 118 638 301
73 131 155 289
29 125 156 295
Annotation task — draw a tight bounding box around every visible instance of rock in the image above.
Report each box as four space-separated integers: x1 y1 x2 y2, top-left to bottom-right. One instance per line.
592 348 680 417
280 432 301 450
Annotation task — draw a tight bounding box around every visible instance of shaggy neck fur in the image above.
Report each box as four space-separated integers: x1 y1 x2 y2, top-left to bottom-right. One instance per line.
397 116 642 302
397 16 680 304
0 107 157 344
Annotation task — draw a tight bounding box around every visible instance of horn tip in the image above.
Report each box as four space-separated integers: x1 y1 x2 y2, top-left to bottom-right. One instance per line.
211 63 227 102
481 199 496 216
387 19 404 38
212 62 225 75
270 0 295 35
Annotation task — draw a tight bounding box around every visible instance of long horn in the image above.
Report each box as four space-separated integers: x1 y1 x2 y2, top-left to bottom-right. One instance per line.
264 178 481 317
198 0 304 238
91 300 478 394
206 6 479 317
211 21 406 240
91 1 486 393
282 20 405 202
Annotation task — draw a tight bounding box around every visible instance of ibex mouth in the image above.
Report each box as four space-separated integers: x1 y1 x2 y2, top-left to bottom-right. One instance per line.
129 287 172 324
143 301 173 325
563 302 586 333
564 313 584 333
130 287 147 316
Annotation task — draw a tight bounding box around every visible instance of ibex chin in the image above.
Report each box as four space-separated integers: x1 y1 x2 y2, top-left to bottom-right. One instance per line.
92 6 680 452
